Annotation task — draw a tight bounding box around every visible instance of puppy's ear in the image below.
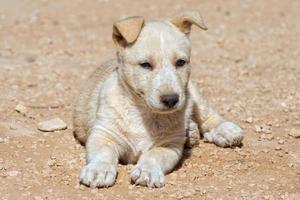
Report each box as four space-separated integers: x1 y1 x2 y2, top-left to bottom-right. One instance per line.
170 10 207 35
113 16 144 48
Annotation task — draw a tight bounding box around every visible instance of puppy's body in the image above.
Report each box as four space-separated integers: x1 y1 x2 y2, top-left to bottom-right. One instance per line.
75 59 191 161
74 12 244 188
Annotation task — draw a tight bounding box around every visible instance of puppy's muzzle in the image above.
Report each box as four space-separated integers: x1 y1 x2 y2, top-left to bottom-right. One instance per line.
160 93 179 108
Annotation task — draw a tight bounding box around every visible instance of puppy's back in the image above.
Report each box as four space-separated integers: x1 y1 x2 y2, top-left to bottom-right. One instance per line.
73 59 118 145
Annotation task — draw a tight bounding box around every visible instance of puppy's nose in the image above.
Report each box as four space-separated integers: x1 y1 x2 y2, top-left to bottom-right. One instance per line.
161 94 179 108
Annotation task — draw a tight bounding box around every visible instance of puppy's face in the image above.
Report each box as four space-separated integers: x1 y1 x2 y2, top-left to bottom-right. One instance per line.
120 22 191 113
113 11 207 113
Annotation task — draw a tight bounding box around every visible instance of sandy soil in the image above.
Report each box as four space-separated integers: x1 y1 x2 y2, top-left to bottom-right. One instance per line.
0 0 299 199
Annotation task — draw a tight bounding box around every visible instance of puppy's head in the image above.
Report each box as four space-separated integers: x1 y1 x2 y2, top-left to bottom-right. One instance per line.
113 10 207 114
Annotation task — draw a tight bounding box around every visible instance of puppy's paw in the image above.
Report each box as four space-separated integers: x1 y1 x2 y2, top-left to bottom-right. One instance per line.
80 162 117 188
130 163 165 188
204 121 244 147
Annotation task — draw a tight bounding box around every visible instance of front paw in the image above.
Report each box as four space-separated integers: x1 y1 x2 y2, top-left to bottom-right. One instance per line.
130 163 165 188
80 162 117 188
204 121 244 147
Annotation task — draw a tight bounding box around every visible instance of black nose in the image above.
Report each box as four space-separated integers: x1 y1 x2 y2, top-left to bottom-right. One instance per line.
161 94 179 108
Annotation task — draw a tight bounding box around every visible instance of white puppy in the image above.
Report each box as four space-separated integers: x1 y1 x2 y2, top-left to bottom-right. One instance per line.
73 10 244 188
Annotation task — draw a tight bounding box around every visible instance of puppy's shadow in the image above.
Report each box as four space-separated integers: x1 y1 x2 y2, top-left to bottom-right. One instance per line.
173 147 192 171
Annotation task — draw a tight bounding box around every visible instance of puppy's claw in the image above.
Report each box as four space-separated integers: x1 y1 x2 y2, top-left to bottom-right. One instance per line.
80 162 117 188
130 164 165 188
204 121 244 147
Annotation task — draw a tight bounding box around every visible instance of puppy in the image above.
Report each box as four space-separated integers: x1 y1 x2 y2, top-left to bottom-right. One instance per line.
73 10 244 188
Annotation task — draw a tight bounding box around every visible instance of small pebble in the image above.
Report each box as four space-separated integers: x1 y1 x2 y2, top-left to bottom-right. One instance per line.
37 118 67 132
245 117 253 123
262 149 270 153
254 125 262 133
34 196 43 200
7 170 19 177
260 134 274 140
15 104 27 115
288 129 300 138
47 159 56 167
278 140 284 145
275 146 282 151
277 152 284 157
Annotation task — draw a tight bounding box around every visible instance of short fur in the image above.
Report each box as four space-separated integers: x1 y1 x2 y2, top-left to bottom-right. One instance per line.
73 10 244 188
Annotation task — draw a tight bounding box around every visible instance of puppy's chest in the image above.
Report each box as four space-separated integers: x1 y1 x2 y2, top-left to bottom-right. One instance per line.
122 107 186 152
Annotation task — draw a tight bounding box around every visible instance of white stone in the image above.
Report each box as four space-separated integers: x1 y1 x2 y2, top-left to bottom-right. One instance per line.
37 118 67 132
15 104 27 115
7 170 19 177
289 129 300 138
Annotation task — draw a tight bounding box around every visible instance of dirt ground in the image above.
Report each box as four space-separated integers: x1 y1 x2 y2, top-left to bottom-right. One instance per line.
0 0 299 199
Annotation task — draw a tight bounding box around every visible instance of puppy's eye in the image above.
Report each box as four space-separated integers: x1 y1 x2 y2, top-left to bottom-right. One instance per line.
175 59 186 67
139 62 152 70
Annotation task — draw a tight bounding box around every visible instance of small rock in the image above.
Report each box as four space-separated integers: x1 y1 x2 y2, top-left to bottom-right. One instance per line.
254 125 262 133
34 196 43 200
288 163 294 168
260 134 274 140
182 191 194 198
47 159 56 167
15 104 27 115
289 129 300 138
262 125 272 134
275 146 282 151
7 170 19 177
37 118 67 132
278 140 284 145
245 117 253 123
255 124 272 134
25 158 32 163
262 149 270 153
248 183 256 187
277 152 284 157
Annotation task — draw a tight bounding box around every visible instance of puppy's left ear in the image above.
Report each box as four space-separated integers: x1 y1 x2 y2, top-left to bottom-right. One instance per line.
113 16 144 48
170 10 207 35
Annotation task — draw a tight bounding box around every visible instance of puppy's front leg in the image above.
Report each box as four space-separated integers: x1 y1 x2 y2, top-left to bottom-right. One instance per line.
80 129 120 188
189 81 244 147
130 145 182 188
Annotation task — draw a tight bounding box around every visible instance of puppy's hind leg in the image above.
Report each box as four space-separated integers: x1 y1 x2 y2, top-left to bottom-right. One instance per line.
185 119 200 148
188 81 244 147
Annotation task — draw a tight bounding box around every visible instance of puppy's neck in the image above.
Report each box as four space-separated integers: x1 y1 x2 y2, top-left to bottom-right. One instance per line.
116 66 148 108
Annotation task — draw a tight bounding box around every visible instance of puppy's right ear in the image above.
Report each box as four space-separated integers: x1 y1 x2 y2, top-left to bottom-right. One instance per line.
113 16 144 48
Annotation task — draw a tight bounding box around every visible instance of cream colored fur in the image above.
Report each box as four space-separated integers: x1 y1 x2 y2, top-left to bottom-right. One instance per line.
73 11 244 188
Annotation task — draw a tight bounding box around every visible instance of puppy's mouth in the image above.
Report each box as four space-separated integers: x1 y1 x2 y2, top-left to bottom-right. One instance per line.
147 100 185 114
150 106 180 114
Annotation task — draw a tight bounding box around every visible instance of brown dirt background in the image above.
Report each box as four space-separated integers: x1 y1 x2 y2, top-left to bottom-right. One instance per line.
0 0 299 199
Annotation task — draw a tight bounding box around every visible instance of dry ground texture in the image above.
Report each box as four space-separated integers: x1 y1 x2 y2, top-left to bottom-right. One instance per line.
0 0 300 199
